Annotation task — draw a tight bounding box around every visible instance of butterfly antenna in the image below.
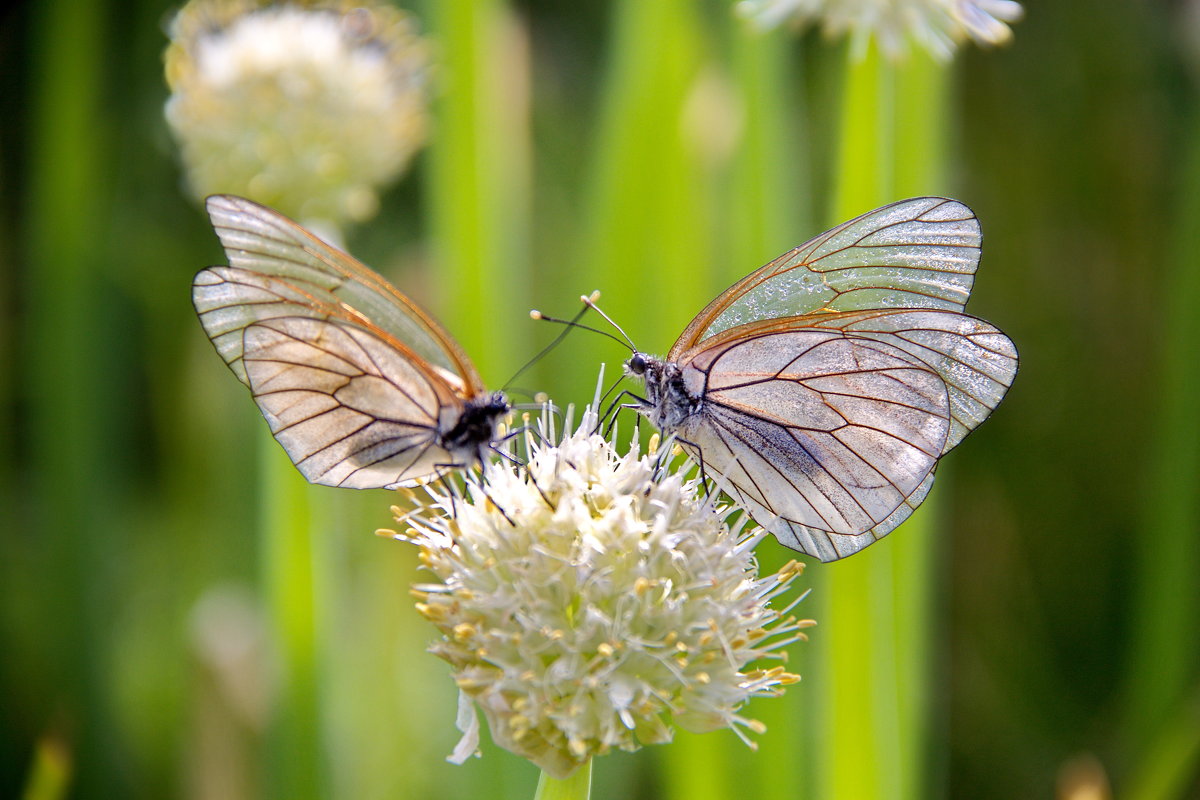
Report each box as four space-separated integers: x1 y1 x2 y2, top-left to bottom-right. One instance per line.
578 293 637 351
502 291 608 392
528 290 635 354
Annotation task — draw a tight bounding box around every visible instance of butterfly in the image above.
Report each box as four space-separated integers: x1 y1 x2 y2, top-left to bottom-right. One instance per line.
623 197 1018 562
192 194 509 489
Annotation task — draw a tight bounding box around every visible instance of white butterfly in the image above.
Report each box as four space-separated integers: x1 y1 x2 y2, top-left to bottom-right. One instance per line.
193 195 509 488
624 197 1018 561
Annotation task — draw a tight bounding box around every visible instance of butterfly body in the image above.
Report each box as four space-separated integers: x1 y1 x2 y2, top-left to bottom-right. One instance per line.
441 392 510 459
622 198 1017 562
626 354 698 430
193 195 509 490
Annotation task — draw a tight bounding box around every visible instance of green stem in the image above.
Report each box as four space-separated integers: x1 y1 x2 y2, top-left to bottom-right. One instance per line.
20 735 72 800
580 0 709 377
424 5 534 793
425 0 530 382
534 761 592 800
1126 684 1200 800
817 41 949 800
578 2 721 796
1121 102 1200 753
24 0 115 792
728 17 815 800
889 46 949 800
260 442 325 799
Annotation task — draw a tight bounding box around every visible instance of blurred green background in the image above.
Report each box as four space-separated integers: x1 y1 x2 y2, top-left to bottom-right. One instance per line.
2 0 1198 798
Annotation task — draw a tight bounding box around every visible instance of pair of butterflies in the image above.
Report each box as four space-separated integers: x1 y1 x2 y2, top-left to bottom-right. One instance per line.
194 194 1017 562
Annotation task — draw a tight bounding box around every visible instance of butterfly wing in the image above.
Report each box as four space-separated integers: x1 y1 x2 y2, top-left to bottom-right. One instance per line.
670 197 981 359
243 317 464 488
688 307 1017 454
192 195 491 488
645 198 1012 559
193 194 484 395
802 308 1018 451
676 327 952 561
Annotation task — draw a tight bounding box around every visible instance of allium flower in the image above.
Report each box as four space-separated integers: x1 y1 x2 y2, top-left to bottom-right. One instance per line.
164 0 430 225
382 407 812 779
738 0 1023 61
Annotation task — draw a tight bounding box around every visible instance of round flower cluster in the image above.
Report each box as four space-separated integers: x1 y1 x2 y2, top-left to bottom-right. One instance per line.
164 0 430 225
738 0 1023 61
385 409 810 779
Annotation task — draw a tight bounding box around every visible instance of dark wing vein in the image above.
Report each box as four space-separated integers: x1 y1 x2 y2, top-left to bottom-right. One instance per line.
241 317 459 488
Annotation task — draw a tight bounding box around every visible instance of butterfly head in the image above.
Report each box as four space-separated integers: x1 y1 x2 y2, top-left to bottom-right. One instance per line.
441 392 510 463
625 352 650 377
625 353 698 431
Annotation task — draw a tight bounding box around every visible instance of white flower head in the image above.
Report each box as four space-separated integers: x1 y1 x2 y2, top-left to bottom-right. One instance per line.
164 0 430 225
738 0 1023 61
383 401 812 779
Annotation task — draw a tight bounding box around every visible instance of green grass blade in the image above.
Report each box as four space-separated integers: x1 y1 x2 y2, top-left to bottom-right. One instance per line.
22 0 116 791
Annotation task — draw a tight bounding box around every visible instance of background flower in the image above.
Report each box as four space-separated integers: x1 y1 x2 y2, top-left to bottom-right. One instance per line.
164 0 430 225
738 0 1023 60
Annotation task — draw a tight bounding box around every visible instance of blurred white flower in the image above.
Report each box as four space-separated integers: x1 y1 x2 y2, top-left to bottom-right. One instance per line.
383 405 812 779
164 0 430 225
738 0 1023 61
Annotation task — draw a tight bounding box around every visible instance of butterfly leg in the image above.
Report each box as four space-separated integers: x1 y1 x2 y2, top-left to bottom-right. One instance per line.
430 467 463 518
597 389 647 436
671 434 713 500
524 463 558 513
449 464 518 527
479 483 516 526
491 428 527 467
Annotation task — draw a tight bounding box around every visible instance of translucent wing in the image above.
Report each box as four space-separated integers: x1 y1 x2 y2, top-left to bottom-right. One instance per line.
685 307 1019 454
802 308 1018 451
678 328 952 562
193 194 483 394
671 197 981 358
243 316 463 489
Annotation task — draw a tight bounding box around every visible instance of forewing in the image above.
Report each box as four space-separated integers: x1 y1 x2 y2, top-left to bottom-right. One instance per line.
673 198 980 357
680 329 951 561
243 316 463 489
196 194 483 393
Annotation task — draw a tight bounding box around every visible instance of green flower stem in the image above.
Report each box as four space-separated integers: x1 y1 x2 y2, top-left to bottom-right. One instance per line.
1126 685 1200 800
424 4 533 793
426 0 530 381
1122 99 1200 771
817 41 948 800
19 735 72 800
259 442 326 799
579 0 720 795
534 761 592 800
890 47 948 800
728 18 815 800
580 0 710 384
729 19 808 261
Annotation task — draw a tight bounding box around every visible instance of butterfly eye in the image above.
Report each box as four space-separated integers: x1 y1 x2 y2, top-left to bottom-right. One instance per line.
627 354 647 375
